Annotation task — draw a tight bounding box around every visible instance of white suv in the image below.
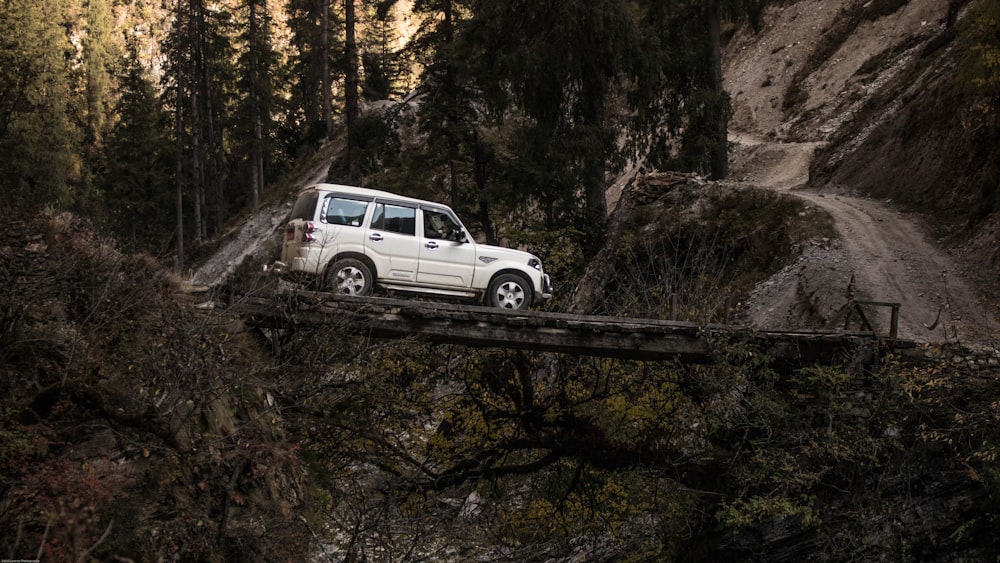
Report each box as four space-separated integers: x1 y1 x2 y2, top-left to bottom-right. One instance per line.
277 184 553 310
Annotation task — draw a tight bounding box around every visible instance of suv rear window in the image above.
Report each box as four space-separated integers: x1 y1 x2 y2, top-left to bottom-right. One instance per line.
322 196 369 227
289 191 319 220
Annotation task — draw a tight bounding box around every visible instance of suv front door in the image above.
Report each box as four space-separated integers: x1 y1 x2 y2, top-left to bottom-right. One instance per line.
416 208 476 288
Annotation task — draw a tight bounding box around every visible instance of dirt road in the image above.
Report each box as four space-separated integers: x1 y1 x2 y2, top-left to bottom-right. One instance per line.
721 0 997 348
733 135 997 347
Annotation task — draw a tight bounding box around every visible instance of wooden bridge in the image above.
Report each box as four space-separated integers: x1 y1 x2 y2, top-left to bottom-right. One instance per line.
225 290 915 365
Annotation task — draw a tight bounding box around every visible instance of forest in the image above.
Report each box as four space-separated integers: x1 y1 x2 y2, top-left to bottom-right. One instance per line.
3 0 1000 561
0 0 771 269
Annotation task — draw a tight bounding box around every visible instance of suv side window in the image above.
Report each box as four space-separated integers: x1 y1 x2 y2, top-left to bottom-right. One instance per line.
423 209 462 240
322 196 369 227
371 202 416 236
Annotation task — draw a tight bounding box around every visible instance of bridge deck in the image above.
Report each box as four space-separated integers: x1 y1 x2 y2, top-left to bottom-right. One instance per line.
227 290 914 364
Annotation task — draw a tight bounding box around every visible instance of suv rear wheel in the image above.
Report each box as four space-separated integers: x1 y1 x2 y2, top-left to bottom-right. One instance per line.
488 273 532 310
326 258 373 296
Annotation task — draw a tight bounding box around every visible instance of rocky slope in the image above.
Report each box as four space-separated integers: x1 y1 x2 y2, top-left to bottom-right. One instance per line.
724 0 998 348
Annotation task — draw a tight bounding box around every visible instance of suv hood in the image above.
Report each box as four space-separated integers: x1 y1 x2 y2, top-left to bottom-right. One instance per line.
476 244 539 264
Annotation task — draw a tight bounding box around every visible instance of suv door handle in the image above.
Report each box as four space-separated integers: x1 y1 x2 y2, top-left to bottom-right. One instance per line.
425 241 438 250
369 233 383 242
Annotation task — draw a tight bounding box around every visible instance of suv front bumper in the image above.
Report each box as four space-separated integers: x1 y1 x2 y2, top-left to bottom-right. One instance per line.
540 274 553 301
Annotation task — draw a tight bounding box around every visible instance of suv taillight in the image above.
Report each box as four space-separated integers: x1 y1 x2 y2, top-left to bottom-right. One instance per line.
302 222 317 242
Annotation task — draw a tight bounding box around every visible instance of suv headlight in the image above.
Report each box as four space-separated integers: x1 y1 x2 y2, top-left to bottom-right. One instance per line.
528 257 543 271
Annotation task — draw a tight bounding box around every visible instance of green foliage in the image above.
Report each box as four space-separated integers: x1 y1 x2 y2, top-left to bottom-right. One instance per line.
231 0 292 202
718 495 820 528
463 0 638 232
711 361 890 543
959 0 1000 101
285 0 341 142
82 0 116 153
290 321 807 559
347 112 402 176
8 204 1000 560
0 0 82 207
98 40 174 252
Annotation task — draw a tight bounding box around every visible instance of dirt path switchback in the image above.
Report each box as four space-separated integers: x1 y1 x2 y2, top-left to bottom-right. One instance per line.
732 135 998 348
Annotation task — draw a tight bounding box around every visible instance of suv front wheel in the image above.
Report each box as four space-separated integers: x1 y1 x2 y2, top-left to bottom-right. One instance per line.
488 273 532 310
326 258 373 296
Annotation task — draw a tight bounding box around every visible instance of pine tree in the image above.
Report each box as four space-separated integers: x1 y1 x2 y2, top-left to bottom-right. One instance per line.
361 0 404 101
412 0 465 200
101 37 173 252
83 0 115 154
0 0 82 206
407 0 504 240
163 0 241 242
249 0 265 207
628 0 767 180
462 0 638 242
236 0 284 209
287 0 340 144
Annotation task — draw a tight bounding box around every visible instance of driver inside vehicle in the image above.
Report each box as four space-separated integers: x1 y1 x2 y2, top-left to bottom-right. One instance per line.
424 211 462 241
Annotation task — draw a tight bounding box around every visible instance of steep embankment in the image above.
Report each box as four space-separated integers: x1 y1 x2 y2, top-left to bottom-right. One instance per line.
0 210 309 560
724 0 998 347
188 132 348 288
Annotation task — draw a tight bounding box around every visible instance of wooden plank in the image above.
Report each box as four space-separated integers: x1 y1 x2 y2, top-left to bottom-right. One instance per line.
225 290 904 365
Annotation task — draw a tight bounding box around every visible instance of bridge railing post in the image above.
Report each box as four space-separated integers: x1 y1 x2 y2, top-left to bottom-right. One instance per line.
852 300 902 339
890 304 900 339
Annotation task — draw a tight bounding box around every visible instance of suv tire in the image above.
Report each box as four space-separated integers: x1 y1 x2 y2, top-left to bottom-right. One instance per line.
326 258 374 296
488 273 532 310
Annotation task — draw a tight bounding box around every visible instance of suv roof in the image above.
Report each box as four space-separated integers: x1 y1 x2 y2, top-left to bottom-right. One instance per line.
305 183 452 211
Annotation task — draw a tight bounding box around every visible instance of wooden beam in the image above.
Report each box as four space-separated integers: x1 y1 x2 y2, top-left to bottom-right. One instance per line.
225 291 912 365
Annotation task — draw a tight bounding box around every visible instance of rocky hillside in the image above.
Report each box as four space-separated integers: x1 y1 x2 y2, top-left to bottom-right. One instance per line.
722 0 999 347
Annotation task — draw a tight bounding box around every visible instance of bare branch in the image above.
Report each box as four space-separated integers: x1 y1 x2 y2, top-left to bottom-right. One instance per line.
77 519 114 563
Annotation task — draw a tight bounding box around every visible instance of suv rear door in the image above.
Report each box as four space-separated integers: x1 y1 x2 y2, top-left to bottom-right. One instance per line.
319 194 371 252
366 200 420 282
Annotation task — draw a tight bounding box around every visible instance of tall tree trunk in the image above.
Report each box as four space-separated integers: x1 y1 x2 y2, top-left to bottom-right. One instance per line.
83 0 111 152
442 0 461 208
567 173 639 315
473 132 497 246
175 75 186 272
191 83 204 243
249 0 263 208
345 0 360 181
189 0 205 243
321 0 333 140
581 13 608 242
195 0 223 234
707 0 728 180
